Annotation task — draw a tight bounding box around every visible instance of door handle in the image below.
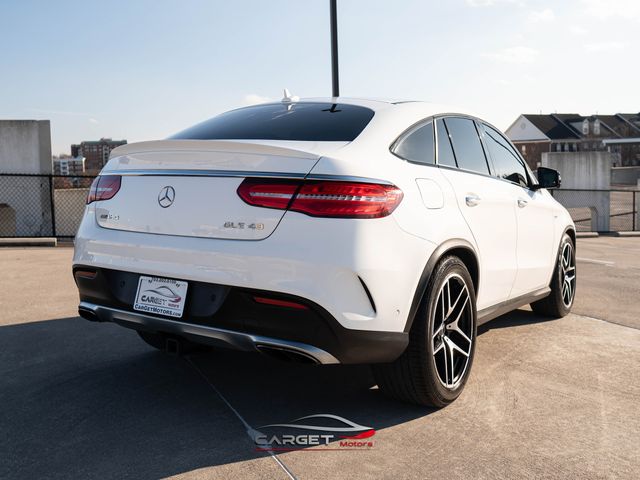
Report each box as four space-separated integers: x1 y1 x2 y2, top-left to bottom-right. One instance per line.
465 194 481 207
517 198 528 208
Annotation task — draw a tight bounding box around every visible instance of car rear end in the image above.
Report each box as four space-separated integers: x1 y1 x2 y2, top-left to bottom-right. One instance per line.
73 101 432 364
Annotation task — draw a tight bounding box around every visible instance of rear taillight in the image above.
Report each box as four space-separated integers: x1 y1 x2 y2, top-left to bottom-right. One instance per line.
87 175 121 204
237 179 403 218
291 181 403 218
237 179 299 210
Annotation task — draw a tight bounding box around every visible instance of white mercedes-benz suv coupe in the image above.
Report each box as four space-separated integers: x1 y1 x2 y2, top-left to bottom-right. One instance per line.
74 97 576 407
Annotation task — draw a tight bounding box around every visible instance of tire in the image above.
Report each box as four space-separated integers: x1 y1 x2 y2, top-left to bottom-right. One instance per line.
373 256 477 407
530 233 576 318
137 330 204 354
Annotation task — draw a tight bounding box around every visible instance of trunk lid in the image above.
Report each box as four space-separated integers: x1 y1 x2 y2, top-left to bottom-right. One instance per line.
94 140 324 240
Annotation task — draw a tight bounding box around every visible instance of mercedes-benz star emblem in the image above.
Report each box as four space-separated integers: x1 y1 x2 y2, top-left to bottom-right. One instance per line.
158 186 175 208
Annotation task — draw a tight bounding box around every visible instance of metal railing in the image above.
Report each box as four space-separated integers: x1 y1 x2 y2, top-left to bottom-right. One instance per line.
0 173 96 238
550 188 639 232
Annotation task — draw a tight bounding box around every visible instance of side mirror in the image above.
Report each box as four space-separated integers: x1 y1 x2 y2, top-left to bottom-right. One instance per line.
534 167 561 190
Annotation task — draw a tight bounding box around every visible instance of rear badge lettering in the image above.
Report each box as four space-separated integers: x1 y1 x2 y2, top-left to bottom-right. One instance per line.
224 221 264 230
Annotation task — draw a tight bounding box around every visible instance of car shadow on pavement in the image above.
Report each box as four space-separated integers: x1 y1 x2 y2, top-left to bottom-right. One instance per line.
477 308 559 335
0 317 432 479
187 347 432 439
0 317 279 479
187 307 561 442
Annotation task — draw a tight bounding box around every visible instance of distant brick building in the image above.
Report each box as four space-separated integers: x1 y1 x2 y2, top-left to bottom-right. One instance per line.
505 113 640 169
71 138 126 173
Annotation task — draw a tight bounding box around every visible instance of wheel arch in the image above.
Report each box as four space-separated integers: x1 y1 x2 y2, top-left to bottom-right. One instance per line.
552 225 576 272
549 224 576 281
404 238 479 333
564 226 576 247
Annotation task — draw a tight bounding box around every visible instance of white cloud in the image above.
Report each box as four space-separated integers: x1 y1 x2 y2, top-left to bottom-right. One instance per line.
241 94 273 106
481 46 539 64
582 0 640 20
585 41 626 52
527 8 555 23
88 118 99 124
569 25 588 35
465 0 520 6
466 0 497 5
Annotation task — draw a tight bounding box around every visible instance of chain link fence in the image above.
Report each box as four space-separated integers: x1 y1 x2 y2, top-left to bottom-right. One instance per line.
550 189 639 232
0 173 96 238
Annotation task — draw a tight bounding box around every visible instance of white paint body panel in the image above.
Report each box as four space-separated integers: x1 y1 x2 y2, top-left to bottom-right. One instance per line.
74 98 574 335
75 206 432 332
439 168 518 310
96 175 286 240
97 140 324 240
416 179 444 209
510 187 558 297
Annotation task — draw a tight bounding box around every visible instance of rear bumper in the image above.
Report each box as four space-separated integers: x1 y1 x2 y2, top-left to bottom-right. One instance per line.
74 266 408 364
79 301 341 364
74 209 434 333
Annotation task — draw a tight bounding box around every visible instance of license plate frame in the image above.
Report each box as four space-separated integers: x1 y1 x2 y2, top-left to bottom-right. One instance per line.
133 275 188 318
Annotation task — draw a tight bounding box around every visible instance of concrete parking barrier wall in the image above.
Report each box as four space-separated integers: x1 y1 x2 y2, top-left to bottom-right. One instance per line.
542 152 614 231
0 120 54 236
0 173 95 238
53 188 89 237
611 166 640 186
0 175 53 236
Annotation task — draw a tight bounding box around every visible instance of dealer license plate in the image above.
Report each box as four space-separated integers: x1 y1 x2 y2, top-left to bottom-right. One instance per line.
133 276 188 318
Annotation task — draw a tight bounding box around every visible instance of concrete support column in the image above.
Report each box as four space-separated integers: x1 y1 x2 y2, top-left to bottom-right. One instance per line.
542 152 614 232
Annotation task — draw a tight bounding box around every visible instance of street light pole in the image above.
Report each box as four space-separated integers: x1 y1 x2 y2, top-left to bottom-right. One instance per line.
330 0 340 98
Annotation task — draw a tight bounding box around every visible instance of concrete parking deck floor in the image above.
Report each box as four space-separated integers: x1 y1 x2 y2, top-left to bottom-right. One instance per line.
1 239 639 479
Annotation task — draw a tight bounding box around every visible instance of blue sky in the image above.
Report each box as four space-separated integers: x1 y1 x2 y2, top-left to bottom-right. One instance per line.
1 0 638 154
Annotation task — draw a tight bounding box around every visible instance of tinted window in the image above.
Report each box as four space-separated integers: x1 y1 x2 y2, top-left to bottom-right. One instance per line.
436 118 457 167
443 117 490 174
482 124 529 187
393 121 434 164
170 103 374 142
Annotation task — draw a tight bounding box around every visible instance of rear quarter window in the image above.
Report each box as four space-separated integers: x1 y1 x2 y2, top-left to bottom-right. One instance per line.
170 103 375 142
392 121 435 165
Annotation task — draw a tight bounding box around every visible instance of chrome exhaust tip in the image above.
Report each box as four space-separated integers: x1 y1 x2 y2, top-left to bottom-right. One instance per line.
78 306 100 322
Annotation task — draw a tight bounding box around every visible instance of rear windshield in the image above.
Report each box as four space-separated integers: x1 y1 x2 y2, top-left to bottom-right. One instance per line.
170 102 374 142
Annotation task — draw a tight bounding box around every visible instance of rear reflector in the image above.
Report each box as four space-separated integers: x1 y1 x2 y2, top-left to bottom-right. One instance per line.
237 179 402 218
253 296 309 310
74 270 97 280
87 175 121 204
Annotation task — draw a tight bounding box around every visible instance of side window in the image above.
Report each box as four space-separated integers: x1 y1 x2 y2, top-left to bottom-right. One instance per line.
482 124 529 187
393 121 434 165
435 118 457 167
443 117 490 175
